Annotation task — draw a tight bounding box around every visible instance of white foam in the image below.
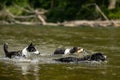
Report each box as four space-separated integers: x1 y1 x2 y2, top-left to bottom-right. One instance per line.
18 58 31 63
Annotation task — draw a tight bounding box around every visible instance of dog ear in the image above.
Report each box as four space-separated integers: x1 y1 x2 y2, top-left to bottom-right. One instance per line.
29 43 34 47
70 47 77 53
73 47 77 50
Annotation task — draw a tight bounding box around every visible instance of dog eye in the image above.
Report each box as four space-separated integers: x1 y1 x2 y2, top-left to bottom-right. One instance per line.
27 47 36 52
31 48 35 51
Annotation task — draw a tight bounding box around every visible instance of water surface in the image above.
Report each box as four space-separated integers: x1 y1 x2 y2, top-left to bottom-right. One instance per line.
0 25 120 80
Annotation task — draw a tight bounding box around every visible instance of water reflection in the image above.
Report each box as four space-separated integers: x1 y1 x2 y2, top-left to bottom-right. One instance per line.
15 59 40 80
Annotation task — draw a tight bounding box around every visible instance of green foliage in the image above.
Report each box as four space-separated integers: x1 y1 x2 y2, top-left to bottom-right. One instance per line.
28 0 51 9
46 0 107 22
76 6 100 20
108 8 120 19
0 0 120 22
7 6 22 15
46 8 65 22
46 7 80 22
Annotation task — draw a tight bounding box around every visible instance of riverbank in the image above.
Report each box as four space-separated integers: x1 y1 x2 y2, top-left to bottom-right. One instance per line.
0 20 120 27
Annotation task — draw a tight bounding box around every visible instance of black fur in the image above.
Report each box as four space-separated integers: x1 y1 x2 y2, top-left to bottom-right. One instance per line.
53 47 78 55
54 48 65 54
54 53 107 63
3 43 39 58
3 43 22 58
26 43 36 52
70 47 78 53
78 53 106 61
54 57 79 63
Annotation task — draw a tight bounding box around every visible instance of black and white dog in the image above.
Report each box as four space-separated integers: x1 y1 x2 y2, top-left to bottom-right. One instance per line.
53 47 84 55
3 43 40 58
54 53 107 63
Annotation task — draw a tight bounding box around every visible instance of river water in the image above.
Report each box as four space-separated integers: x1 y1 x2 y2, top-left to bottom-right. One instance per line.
0 25 120 80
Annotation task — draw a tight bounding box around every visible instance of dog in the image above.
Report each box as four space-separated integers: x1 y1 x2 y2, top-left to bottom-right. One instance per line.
53 47 85 55
3 43 40 58
54 52 107 63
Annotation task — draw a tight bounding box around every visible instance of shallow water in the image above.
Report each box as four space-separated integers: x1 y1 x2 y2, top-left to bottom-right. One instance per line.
0 25 120 80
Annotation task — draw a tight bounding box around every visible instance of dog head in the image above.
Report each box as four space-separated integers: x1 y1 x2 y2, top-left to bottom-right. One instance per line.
26 43 40 54
70 47 85 55
22 43 40 58
90 53 107 61
69 47 77 53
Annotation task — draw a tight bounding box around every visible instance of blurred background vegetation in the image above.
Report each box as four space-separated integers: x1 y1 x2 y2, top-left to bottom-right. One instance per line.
0 0 119 23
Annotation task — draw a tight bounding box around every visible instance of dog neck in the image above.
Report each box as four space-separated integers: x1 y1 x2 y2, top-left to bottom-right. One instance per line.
64 49 71 55
22 47 30 58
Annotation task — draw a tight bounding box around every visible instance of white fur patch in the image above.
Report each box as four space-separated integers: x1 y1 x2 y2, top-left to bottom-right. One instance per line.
104 55 107 59
64 49 70 55
34 50 39 54
22 47 30 58
21 47 39 58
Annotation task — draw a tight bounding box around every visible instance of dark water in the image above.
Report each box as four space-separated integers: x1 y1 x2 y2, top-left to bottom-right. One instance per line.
0 25 120 80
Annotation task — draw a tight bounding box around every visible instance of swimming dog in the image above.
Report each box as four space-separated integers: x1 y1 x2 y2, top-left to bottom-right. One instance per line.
3 43 40 58
54 52 107 63
53 47 84 55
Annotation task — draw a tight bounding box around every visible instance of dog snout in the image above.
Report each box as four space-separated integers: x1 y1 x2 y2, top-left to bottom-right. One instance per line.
77 48 84 53
104 55 107 59
101 55 107 61
34 50 40 55
36 52 40 55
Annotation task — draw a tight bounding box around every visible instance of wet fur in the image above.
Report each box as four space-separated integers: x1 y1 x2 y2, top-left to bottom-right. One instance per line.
3 43 22 58
3 43 40 58
54 47 80 55
54 53 107 63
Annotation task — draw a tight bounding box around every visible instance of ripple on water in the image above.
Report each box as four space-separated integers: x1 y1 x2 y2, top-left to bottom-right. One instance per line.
0 55 108 65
